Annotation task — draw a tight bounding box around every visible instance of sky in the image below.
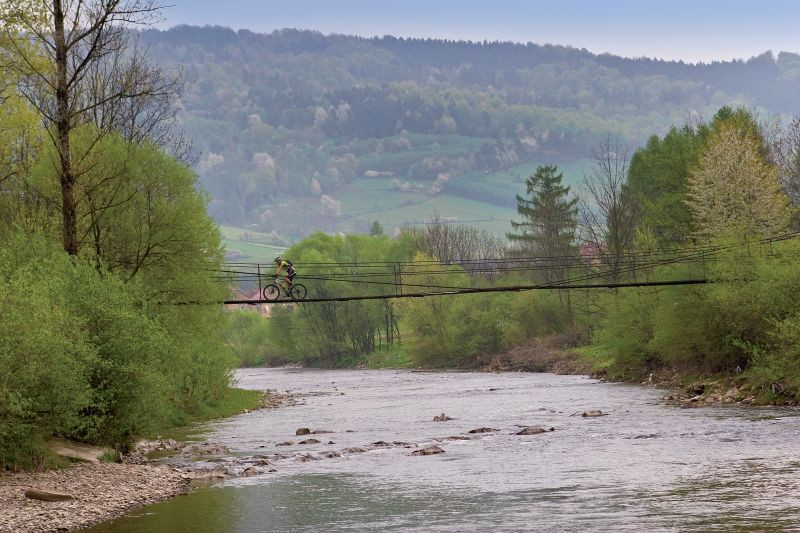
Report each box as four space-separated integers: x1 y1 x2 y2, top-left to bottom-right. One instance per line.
157 0 800 63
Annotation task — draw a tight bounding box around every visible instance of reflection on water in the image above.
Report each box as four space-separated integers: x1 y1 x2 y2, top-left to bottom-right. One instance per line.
85 369 800 532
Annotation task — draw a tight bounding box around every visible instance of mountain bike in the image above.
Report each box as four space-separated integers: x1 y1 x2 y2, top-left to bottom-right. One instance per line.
262 278 308 301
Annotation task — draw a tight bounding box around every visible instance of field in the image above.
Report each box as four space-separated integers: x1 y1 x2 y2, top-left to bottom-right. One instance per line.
220 225 287 263
335 157 593 235
219 157 594 255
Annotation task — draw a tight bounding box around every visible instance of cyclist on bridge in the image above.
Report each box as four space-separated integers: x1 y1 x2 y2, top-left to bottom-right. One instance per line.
274 255 296 291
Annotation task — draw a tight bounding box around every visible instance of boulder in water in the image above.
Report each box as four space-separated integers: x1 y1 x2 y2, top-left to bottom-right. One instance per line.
433 413 453 422
295 428 311 435
411 446 445 456
298 438 321 445
468 427 499 433
342 447 367 454
184 443 229 456
516 426 553 435
581 410 605 417
276 441 294 446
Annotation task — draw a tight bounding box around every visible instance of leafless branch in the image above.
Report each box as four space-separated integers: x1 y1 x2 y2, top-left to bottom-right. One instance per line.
578 135 637 281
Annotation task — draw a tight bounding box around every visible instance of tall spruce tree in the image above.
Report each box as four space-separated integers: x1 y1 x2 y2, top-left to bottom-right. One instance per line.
509 165 578 282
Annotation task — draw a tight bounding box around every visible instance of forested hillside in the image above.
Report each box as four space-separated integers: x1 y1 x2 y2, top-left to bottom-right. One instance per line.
140 26 800 239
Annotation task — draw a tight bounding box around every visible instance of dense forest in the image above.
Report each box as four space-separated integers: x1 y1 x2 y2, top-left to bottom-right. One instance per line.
138 26 800 237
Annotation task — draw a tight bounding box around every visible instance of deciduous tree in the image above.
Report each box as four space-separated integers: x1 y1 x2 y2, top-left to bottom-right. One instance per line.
1 1 185 255
579 137 637 281
687 123 792 240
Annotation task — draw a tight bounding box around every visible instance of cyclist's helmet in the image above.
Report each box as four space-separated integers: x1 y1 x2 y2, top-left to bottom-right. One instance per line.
274 256 282 264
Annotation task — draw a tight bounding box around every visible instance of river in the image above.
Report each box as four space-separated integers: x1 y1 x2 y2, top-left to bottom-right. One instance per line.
85 368 800 532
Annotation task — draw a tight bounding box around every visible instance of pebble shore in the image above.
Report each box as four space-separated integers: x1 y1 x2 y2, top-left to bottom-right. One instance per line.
0 463 190 533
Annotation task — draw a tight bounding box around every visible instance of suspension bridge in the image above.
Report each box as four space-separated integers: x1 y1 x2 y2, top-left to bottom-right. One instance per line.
216 232 800 305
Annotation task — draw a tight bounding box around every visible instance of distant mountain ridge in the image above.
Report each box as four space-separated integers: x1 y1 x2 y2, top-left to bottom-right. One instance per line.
138 26 800 237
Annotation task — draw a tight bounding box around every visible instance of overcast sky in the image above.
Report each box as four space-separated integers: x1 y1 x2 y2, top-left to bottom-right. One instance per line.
157 0 800 63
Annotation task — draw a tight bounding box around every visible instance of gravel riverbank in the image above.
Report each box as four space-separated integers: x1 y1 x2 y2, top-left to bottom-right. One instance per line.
0 389 295 533
0 463 190 533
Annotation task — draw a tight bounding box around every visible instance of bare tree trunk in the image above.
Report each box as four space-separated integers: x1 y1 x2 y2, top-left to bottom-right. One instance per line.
4 0 183 258
53 0 78 254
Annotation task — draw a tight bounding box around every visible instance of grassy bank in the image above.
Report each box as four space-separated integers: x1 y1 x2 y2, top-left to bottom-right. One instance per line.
336 346 416 369
161 388 263 430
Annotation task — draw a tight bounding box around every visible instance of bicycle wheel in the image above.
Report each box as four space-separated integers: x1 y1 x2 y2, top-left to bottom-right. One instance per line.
262 284 281 301
290 283 307 300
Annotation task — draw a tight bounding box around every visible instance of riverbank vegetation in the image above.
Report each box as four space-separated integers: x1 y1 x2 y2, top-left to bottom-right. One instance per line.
0 2 244 470
234 105 800 405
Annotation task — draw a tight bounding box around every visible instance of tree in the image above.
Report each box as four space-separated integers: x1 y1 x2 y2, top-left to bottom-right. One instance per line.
0 53 44 229
1 1 184 255
408 215 504 273
767 116 800 216
580 138 637 281
687 123 792 240
24 128 223 295
369 220 384 236
626 124 708 244
508 165 578 282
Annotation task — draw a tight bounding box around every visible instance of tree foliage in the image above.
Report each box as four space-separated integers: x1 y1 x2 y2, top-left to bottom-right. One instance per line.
509 165 578 263
687 123 792 240
0 4 233 470
1 0 185 254
626 125 708 244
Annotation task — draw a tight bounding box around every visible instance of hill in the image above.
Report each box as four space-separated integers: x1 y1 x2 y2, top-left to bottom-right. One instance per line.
139 26 800 239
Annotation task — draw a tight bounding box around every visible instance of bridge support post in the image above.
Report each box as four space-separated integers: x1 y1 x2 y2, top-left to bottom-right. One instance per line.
257 264 262 297
701 251 706 279
395 263 403 296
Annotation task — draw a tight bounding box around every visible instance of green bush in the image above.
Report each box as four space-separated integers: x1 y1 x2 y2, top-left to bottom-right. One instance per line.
0 228 237 468
225 310 289 367
589 239 800 391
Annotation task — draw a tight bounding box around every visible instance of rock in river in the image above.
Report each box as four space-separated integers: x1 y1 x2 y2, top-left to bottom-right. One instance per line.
298 438 321 445
433 413 453 422
241 467 262 477
341 447 367 454
581 410 605 417
412 446 445 456
295 428 312 435
516 426 554 435
468 427 499 433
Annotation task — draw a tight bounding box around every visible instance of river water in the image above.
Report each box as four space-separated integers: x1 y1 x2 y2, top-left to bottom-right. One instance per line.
86 368 800 532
